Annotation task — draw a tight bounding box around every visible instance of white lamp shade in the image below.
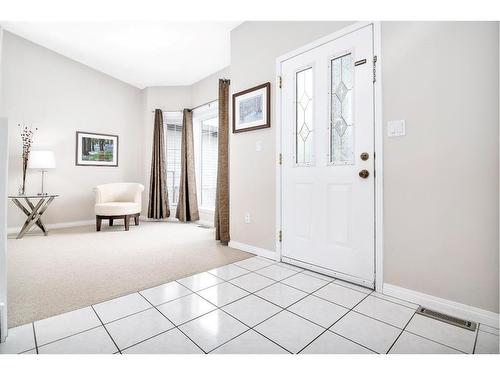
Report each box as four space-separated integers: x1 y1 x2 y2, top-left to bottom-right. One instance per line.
28 151 56 169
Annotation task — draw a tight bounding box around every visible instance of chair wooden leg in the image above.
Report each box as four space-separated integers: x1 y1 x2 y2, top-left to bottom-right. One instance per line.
124 215 130 231
134 214 139 226
96 216 102 232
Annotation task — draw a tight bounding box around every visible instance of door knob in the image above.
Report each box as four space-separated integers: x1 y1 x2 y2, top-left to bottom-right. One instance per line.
360 152 369 161
359 170 369 179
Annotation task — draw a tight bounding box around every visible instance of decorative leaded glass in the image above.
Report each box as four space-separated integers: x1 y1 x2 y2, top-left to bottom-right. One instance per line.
330 53 354 164
296 67 313 165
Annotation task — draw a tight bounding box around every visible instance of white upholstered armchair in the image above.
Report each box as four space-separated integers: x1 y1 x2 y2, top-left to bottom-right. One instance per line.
94 183 145 231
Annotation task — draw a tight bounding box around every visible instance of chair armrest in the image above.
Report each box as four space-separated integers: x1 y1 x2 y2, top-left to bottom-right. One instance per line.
94 187 103 204
133 184 145 205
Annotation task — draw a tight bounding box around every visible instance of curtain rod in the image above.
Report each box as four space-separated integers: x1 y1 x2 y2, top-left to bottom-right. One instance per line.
151 98 218 113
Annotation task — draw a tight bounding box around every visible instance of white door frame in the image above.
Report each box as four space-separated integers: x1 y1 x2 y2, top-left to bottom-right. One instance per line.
275 21 384 291
0 119 8 343
0 25 8 343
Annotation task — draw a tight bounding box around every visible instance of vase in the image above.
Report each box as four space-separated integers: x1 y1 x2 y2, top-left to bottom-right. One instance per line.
21 157 27 195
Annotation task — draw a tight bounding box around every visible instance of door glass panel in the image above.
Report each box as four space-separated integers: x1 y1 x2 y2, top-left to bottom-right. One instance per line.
330 53 354 164
296 67 313 165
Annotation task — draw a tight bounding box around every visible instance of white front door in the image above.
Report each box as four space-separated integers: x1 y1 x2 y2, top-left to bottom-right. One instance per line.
280 25 375 288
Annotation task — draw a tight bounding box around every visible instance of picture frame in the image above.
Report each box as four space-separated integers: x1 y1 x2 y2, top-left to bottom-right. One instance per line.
75 131 119 167
232 82 271 133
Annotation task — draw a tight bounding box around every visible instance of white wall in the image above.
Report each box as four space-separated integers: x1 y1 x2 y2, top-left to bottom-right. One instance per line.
190 67 230 109
229 21 499 313
1 32 144 228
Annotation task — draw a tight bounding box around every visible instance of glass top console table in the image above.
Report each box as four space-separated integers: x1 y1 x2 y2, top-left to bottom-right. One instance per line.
8 194 59 239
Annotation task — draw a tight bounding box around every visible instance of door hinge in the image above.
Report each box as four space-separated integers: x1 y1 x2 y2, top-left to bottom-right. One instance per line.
278 153 282 165
279 230 282 242
278 75 282 89
373 55 378 83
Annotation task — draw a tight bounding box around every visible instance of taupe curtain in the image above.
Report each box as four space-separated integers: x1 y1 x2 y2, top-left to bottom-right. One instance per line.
148 109 170 219
176 109 200 222
215 79 230 244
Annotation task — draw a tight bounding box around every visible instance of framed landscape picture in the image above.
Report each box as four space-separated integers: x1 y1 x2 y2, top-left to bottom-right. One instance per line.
233 82 270 133
75 131 119 167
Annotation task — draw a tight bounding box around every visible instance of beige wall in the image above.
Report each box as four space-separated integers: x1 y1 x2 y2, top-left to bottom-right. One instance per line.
2 32 144 227
229 21 499 313
381 21 499 313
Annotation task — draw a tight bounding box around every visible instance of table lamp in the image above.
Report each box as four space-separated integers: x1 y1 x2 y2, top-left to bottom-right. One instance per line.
28 151 56 196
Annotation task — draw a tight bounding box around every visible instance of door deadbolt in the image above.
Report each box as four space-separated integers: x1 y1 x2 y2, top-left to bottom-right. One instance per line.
360 152 369 161
359 170 369 179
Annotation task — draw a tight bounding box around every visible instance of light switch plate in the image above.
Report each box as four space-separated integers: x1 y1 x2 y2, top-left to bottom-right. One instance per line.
387 120 406 137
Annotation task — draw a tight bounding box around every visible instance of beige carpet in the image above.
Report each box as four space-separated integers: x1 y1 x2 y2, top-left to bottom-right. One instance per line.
7 221 252 327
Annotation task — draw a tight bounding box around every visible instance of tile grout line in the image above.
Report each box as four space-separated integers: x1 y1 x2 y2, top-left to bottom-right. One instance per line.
402 326 469 354
0 259 407 354
17 259 340 353
31 322 39 354
385 310 417 354
20 257 470 355
175 263 310 353
348 306 415 331
135 291 208 354
91 305 122 354
132 260 374 354
204 268 344 353
370 292 420 310
33 264 368 351
472 324 480 354
32 324 103 350
175 272 294 353
94 301 154 326
477 322 500 332
19 259 380 354
297 290 375 354
117 326 177 353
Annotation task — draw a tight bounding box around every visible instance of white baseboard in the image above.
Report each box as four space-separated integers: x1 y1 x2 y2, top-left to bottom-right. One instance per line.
139 215 213 227
8 216 212 234
139 215 178 223
228 241 278 261
7 219 95 235
196 219 214 228
383 283 499 329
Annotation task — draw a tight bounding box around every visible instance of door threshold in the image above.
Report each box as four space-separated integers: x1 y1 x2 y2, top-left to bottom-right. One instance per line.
282 256 375 290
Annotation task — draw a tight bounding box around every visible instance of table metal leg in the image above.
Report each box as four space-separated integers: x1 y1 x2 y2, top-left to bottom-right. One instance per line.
17 199 45 239
23 198 48 234
13 196 55 239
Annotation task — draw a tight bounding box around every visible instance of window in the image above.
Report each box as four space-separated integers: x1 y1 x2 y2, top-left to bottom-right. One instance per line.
200 116 218 209
164 111 182 205
193 101 219 211
163 102 219 211
330 53 354 165
295 67 314 165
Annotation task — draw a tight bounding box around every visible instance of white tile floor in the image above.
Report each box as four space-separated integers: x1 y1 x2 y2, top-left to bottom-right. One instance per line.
1 256 498 354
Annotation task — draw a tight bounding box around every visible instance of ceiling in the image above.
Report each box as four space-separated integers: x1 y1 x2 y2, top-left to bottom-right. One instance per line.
2 21 240 89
